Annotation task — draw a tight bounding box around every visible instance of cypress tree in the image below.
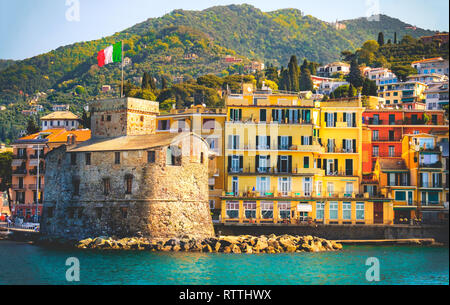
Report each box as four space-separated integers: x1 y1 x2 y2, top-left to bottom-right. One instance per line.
347 59 364 88
26 118 39 135
299 68 314 91
141 72 151 90
394 32 397 44
377 32 385 46
287 55 299 92
279 68 291 91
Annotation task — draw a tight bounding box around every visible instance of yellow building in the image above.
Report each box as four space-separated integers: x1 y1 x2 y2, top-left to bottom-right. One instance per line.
155 104 227 219
378 81 427 106
221 85 394 225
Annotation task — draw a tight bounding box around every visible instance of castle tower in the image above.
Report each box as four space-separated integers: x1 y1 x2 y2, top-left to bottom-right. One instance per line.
90 97 159 138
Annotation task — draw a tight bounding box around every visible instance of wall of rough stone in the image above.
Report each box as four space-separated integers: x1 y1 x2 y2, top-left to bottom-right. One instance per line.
41 136 214 240
90 98 159 138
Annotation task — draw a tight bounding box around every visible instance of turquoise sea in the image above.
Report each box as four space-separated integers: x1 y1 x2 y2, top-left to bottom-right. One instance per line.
0 241 448 285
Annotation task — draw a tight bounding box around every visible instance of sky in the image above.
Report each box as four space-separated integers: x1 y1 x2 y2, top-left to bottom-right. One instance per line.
0 0 448 60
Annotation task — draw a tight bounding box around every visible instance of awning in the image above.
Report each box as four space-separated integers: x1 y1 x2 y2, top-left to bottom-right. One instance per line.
297 204 312 212
28 159 39 166
11 160 24 167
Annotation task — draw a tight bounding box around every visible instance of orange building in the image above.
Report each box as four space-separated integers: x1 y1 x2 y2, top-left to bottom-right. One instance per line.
11 129 91 221
362 109 448 174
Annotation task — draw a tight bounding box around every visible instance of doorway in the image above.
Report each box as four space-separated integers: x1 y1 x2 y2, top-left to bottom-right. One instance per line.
373 202 384 224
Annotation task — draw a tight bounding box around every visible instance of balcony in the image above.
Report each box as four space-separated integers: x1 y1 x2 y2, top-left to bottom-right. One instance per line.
325 171 356 177
228 167 324 176
419 162 442 169
29 167 45 176
29 152 45 159
12 167 28 176
28 184 43 190
325 147 357 154
372 136 402 142
13 154 27 160
12 184 26 190
419 182 443 188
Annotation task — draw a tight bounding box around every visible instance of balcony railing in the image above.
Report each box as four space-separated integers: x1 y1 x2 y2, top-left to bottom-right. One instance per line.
419 182 443 188
12 168 27 175
12 184 25 190
372 136 402 142
419 162 442 169
13 154 27 160
29 167 45 176
228 167 323 175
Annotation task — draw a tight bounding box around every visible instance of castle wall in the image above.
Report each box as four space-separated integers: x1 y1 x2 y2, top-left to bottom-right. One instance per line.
41 136 214 240
90 98 159 138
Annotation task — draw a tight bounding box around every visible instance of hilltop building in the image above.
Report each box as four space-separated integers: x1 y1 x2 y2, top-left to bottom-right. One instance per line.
40 111 80 131
317 62 350 78
411 57 449 76
41 97 214 240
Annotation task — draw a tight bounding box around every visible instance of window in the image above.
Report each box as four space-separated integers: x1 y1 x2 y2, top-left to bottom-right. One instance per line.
257 177 271 196
389 146 395 157
301 136 312 145
230 155 241 173
125 174 133 194
316 181 323 196
303 177 312 197
120 207 128 218
226 201 239 218
200 152 204 164
103 178 111 195
257 155 270 173
372 130 379 141
329 202 338 220
343 203 351 220
256 135 270 150
373 146 379 157
209 200 215 210
279 136 291 150
279 177 291 196
114 152 120 164
107 115 111 122
327 182 334 195
356 203 365 220
316 202 325 220
278 202 291 219
85 153 91 165
243 201 256 219
203 119 215 130
232 177 239 195
261 202 273 219
345 183 353 196
304 157 310 169
229 135 240 149
70 153 77 165
395 191 406 201
230 109 242 122
158 120 169 131
72 177 80 196
147 151 155 163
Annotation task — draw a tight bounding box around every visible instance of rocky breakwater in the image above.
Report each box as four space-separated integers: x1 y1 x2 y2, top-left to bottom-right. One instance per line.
76 234 343 253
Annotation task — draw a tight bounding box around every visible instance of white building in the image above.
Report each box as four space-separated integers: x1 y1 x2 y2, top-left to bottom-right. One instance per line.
366 68 398 86
412 57 449 76
40 111 80 131
312 76 349 95
52 104 70 112
425 82 449 110
317 62 350 77
406 73 448 85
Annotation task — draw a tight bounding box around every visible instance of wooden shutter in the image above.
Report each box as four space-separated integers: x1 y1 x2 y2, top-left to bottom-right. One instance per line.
288 156 292 173
239 156 243 172
255 155 259 172
334 159 338 173
227 156 232 172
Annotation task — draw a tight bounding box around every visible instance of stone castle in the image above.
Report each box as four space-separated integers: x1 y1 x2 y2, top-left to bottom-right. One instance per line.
41 97 215 240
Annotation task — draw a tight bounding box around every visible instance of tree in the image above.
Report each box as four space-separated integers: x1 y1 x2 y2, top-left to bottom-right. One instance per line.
347 59 364 88
377 32 385 46
0 152 13 213
348 84 357 97
391 65 417 82
26 118 39 135
394 32 397 44
161 76 168 90
81 110 90 129
299 68 314 91
265 66 279 83
279 68 291 91
141 72 151 90
287 55 299 92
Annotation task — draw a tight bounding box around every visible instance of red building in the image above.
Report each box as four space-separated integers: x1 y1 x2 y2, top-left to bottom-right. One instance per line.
362 109 448 174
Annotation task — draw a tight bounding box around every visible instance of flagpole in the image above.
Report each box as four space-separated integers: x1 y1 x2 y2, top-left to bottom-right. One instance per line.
121 40 124 98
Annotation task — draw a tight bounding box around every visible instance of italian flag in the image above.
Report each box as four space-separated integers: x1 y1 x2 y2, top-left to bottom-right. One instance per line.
97 42 122 67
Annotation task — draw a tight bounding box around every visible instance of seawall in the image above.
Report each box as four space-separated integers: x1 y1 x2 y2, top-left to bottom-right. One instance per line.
213 224 449 244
